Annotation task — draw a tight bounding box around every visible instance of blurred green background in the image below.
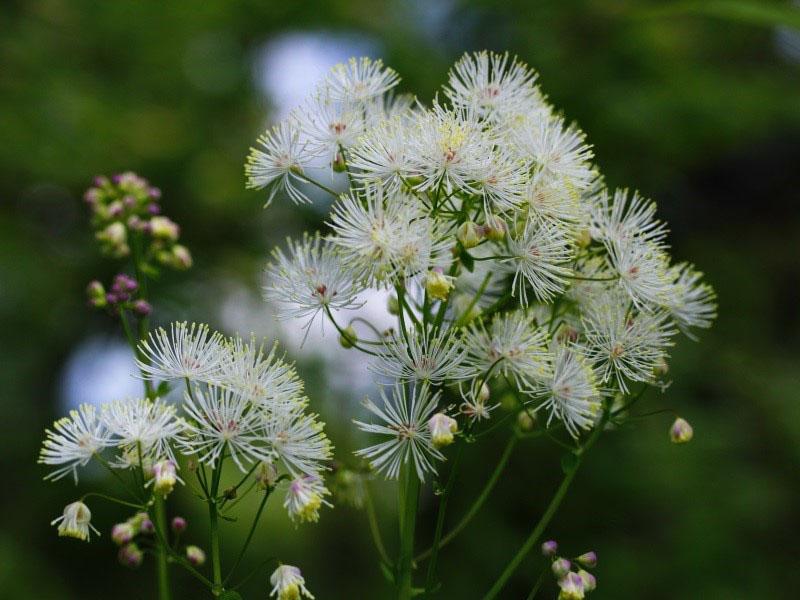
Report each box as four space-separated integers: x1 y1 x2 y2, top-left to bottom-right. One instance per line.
2 0 799 598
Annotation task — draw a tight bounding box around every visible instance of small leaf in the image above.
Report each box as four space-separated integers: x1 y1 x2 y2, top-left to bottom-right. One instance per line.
560 452 579 474
155 381 171 397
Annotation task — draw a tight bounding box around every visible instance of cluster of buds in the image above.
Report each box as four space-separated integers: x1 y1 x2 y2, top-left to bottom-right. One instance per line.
542 540 598 599
86 274 152 316
110 511 155 569
84 172 192 272
455 215 508 250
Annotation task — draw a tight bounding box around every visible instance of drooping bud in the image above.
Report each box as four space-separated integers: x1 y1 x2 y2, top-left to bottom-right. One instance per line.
256 460 279 490
425 268 455 301
118 543 144 568
152 460 178 497
478 382 490 403
670 417 693 444
552 557 572 578
185 545 206 566
149 216 180 241
558 571 585 600
542 540 559 557
576 551 597 568
270 564 314 600
51 501 98 542
484 215 508 241
577 569 597 592
111 522 136 545
284 476 330 523
171 516 187 533
428 413 458 448
457 221 482 249
338 325 358 349
387 295 400 316
516 409 536 432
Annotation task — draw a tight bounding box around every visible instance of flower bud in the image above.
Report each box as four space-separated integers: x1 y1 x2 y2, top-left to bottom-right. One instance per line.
140 518 155 534
576 551 597 568
111 522 136 545
51 501 98 542
338 325 358 349
133 299 152 317
171 516 187 533
670 417 693 444
457 221 482 249
484 215 507 241
86 280 107 308
478 382 490 403
148 187 162 200
576 229 592 248
542 540 559 557
428 413 458 448
270 564 314 600
171 244 193 270
517 409 536 432
387 295 400 316
152 460 178 497
98 221 127 245
256 460 279 490
285 476 330 523
552 557 571 578
185 545 206 566
118 543 144 568
332 152 347 173
425 268 455 301
149 216 180 241
654 357 669 377
558 571 585 600
577 569 596 592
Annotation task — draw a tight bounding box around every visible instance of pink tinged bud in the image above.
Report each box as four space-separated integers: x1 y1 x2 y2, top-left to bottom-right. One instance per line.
558 571 585 600
83 188 101 204
148 187 162 200
670 417 693 444
552 558 571 578
576 551 597 568
93 175 109 187
147 202 161 215
577 569 596 592
542 540 559 557
133 300 152 317
118 543 144 568
149 216 180 241
171 245 192 269
428 413 458 448
185 545 206 566
140 518 155 534
123 195 137 208
152 460 178 497
111 522 135 545
171 516 187 533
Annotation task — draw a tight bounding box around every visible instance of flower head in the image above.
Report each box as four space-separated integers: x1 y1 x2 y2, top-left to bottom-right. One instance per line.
264 407 333 477
270 564 315 600
284 475 332 523
137 322 226 383
506 220 575 304
245 120 313 206
39 403 112 483
323 56 399 103
101 397 184 466
52 501 99 542
372 326 469 385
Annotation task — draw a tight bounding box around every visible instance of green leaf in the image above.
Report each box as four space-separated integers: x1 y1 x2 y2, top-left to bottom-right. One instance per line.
460 248 475 272
155 381 171 397
635 1 800 30
560 452 579 474
219 592 243 600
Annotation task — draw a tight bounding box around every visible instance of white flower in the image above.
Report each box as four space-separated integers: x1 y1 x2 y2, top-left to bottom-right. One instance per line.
264 233 364 339
137 322 226 383
284 475 331 523
533 344 602 438
39 404 112 483
349 116 414 193
264 406 333 477
327 187 448 285
661 262 717 338
270 564 315 600
354 384 444 481
295 93 364 162
523 171 584 224
323 56 399 103
458 382 498 422
445 51 540 120
582 291 676 393
217 335 305 408
179 385 268 472
151 459 178 497
472 148 529 215
462 311 552 387
245 120 314 205
605 237 672 309
371 326 469 384
506 220 575 304
52 501 99 541
102 397 184 466
590 188 668 248
428 412 458 448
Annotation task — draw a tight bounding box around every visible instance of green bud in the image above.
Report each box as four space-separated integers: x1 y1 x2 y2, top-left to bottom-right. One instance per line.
339 325 358 349
387 295 400 316
457 221 482 249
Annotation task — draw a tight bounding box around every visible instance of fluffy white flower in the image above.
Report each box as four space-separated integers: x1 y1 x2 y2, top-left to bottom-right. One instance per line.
462 311 552 387
51 501 99 542
284 475 332 523
39 404 112 483
354 384 443 481
323 56 399 103
582 291 676 392
506 219 575 304
264 233 364 338
523 171 584 224
245 120 314 205
295 94 364 162
605 237 672 309
372 326 469 384
264 406 333 477
101 397 184 466
137 322 226 383
179 385 269 472
661 262 717 337
270 564 315 600
590 188 668 248
349 116 415 193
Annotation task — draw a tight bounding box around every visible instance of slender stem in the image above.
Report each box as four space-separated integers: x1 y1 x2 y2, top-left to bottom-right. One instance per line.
481 409 609 600
396 463 420 600
454 271 492 328
154 496 172 600
223 488 272 585
80 492 144 510
416 434 518 563
325 305 382 356
297 173 340 198
209 453 225 596
364 485 392 566
525 567 548 600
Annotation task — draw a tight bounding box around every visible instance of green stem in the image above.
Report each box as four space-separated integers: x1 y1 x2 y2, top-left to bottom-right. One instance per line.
364 486 392 567
396 463 421 600
154 496 172 600
223 488 272 585
80 492 144 510
481 410 609 600
525 567 548 600
416 434 518 563
209 454 225 596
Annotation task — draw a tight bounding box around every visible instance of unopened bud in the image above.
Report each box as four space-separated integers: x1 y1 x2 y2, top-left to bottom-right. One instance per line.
185 545 206 566
133 299 152 317
149 216 180 241
387 295 400 316
484 215 507 241
171 244 193 270
576 229 592 248
428 413 458 448
517 409 536 431
338 325 358 349
118 543 144 568
111 522 135 546
558 571 585 600
577 569 596 592
542 540 559 557
654 357 669 377
425 268 455 301
457 221 482 249
223 486 238 500
140 518 154 534
332 152 347 173
576 551 597 568
86 280 106 308
256 460 279 490
478 382 490 403
171 516 187 533
670 417 693 444
152 460 178 497
552 557 571 578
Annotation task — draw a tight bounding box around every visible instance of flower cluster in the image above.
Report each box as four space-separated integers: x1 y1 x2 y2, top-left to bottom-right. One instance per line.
542 540 598 599
251 51 716 483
